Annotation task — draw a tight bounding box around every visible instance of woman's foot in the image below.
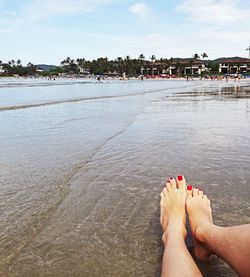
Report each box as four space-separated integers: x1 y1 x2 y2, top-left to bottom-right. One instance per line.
160 176 187 244
186 186 213 261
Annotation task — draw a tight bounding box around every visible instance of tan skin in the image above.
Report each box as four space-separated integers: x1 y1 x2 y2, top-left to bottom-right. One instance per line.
160 175 250 277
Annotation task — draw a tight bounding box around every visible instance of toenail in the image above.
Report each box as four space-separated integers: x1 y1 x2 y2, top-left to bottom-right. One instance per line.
187 185 192 190
177 175 183 181
169 177 173 180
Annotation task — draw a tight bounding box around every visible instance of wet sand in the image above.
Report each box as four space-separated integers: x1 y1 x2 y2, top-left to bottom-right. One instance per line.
0 79 250 276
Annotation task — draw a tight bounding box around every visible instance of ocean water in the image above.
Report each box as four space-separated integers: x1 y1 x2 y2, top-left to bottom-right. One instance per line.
0 78 250 276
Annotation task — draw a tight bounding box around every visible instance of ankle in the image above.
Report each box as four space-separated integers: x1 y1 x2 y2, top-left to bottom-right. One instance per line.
195 222 216 243
162 224 187 246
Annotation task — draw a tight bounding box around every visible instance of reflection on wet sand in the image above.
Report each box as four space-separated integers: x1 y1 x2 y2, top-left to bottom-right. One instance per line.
0 80 249 276
177 84 250 99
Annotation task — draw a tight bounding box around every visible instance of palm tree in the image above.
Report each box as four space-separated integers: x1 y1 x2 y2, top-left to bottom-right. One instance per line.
17 59 22 66
76 58 86 74
139 54 145 61
149 55 156 62
61 57 69 66
169 57 175 65
26 63 37 75
8 60 15 67
76 58 85 67
193 53 200 60
138 54 145 75
60 57 78 73
116 57 123 76
200 53 208 75
117 57 123 63
189 54 200 76
158 58 165 74
69 59 78 73
201 53 208 60
125 55 131 76
96 57 109 74
149 55 156 76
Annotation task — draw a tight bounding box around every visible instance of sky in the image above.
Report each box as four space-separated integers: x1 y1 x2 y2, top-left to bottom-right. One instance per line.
0 0 250 65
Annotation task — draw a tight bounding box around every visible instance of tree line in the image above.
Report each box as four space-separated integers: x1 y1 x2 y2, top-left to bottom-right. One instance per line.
59 53 210 76
0 52 221 77
0 59 38 76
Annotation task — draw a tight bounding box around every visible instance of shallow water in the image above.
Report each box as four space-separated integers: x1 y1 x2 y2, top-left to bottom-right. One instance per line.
0 78 250 276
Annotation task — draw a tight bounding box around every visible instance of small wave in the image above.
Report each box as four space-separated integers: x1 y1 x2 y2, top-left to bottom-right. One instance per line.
0 95 132 111
0 81 93 89
0 84 200 112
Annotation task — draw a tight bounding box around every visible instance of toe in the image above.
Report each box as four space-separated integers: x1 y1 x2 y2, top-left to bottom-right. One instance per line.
169 177 177 189
176 175 186 190
163 187 168 196
198 189 204 197
166 181 172 191
187 184 193 196
203 194 211 205
193 187 199 197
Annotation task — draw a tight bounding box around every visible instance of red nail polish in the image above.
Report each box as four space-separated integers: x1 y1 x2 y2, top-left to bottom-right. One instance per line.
187 185 192 190
169 177 173 180
177 175 183 181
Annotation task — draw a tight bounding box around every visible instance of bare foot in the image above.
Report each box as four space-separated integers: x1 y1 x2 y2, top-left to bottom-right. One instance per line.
160 175 187 244
186 186 213 261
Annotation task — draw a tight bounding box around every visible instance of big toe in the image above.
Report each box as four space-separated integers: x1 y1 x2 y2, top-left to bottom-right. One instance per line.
176 175 186 190
187 185 193 196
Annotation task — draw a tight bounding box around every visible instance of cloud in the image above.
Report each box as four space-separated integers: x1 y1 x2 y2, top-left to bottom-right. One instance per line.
24 0 113 20
1 0 249 64
195 28 250 43
175 0 250 55
0 0 117 33
129 2 152 19
176 0 248 25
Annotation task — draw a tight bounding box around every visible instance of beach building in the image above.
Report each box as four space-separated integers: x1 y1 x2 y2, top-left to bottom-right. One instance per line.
141 62 174 76
103 70 119 77
218 58 250 74
79 66 90 75
141 59 207 76
141 57 250 77
141 62 167 76
36 69 45 73
177 60 207 75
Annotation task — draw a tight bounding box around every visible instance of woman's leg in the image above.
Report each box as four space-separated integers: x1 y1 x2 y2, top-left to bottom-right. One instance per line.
160 176 202 277
186 186 250 277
